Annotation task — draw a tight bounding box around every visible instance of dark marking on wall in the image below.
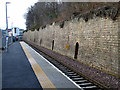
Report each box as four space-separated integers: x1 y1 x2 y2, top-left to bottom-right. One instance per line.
60 21 64 28
37 28 39 31
34 38 35 42
50 23 53 25
52 40 54 50
40 39 42 45
42 25 46 29
74 42 79 59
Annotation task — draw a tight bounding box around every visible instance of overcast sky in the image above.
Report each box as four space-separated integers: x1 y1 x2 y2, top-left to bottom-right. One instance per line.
0 0 38 30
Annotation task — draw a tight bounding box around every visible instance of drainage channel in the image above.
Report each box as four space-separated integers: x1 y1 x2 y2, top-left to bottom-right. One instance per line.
29 44 102 90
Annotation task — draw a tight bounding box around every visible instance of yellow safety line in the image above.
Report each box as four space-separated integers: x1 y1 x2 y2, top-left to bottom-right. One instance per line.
20 42 56 88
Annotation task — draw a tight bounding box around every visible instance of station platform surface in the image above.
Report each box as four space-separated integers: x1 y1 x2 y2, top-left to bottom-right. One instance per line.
2 41 80 89
2 42 42 89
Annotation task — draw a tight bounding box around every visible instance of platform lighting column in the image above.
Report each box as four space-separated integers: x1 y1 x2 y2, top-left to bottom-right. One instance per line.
5 2 10 52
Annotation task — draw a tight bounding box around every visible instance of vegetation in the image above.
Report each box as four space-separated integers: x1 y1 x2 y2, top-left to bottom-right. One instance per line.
25 2 119 30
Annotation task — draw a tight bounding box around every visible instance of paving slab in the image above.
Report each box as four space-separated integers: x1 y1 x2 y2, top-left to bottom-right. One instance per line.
2 42 42 88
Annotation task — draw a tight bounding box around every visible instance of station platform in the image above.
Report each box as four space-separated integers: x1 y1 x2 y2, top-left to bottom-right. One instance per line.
2 41 80 89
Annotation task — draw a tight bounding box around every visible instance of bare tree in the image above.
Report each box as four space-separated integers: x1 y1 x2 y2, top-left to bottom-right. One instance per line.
25 2 118 30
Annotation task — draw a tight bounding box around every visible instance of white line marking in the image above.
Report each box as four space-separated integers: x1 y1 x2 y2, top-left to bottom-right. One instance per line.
21 41 83 89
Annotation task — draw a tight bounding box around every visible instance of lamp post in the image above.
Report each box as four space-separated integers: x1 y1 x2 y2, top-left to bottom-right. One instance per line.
5 2 10 52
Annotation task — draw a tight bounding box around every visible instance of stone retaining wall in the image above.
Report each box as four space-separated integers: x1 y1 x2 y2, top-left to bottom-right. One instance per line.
23 15 120 77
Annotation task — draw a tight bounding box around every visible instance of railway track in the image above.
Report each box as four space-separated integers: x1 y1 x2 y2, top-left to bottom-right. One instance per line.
29 44 102 90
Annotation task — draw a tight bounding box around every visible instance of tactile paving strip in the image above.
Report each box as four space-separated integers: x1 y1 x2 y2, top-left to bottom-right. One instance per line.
20 42 56 88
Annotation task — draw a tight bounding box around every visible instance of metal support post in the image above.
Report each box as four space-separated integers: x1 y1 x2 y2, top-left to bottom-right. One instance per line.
5 2 10 52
